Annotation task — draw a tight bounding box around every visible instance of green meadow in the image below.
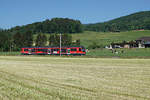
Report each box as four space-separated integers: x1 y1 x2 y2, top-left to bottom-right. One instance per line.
72 30 150 48
0 31 150 100
0 52 20 56
1 30 150 58
34 30 150 48
86 48 150 58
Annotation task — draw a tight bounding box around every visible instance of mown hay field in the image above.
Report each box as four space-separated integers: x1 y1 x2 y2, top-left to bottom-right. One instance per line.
0 56 150 100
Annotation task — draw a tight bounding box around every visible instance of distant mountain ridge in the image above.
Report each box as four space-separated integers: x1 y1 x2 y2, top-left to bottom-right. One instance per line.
84 11 150 32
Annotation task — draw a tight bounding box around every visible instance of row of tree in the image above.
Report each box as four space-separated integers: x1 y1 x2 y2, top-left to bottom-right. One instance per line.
0 18 82 52
0 30 12 51
0 30 80 52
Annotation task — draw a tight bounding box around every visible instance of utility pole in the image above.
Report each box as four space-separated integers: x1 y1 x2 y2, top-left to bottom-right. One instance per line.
60 33 62 56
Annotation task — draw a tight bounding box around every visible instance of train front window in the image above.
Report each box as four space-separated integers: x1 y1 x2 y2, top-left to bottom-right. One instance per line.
82 49 85 52
79 48 81 51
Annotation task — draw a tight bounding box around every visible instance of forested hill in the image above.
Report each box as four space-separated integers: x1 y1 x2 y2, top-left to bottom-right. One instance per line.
5 11 150 33
84 11 150 32
10 18 83 34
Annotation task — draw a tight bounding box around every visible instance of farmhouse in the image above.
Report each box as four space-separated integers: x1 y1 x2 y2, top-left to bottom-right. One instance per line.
110 37 150 49
110 41 138 48
136 37 150 48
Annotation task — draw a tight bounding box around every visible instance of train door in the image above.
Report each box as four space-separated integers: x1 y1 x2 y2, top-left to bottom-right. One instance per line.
67 49 71 55
48 49 51 54
53 49 58 54
28 49 31 55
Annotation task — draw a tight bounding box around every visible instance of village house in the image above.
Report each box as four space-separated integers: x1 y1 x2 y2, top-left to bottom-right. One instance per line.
136 37 150 48
110 41 138 49
109 37 150 49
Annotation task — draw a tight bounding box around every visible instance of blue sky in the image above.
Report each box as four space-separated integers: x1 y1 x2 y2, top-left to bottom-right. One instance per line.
1 0 150 29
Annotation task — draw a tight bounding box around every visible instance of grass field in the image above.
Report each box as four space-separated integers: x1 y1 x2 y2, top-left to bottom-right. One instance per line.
34 30 150 48
1 48 150 58
72 30 150 48
0 52 20 56
0 56 150 100
87 48 150 58
28 30 150 58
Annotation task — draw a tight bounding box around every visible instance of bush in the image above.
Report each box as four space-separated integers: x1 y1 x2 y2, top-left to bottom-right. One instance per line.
88 41 104 49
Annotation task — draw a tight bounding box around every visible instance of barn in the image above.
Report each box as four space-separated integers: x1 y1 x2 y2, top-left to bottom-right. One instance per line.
136 37 150 48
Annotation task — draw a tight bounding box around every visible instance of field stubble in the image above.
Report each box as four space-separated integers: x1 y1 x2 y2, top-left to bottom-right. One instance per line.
0 56 150 100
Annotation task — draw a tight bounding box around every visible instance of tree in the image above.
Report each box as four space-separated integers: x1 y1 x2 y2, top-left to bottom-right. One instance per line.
49 33 60 46
49 34 55 46
88 41 100 49
35 33 47 46
10 18 83 34
0 31 12 51
62 33 72 46
23 31 33 47
0 28 3 31
76 39 80 46
13 32 24 50
49 33 72 46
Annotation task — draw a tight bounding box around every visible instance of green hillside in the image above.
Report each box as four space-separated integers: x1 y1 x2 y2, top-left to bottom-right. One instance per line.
10 18 83 34
8 11 150 34
33 30 150 48
1 30 150 57
1 11 150 53
84 11 150 32
72 30 150 48
72 30 150 58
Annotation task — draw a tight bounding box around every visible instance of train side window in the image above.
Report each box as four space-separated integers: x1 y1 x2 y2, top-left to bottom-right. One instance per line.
24 49 28 51
37 49 40 51
48 49 51 53
43 49 47 52
38 49 43 52
61 49 66 52
54 49 59 51
71 48 77 51
32 49 35 52
54 49 57 51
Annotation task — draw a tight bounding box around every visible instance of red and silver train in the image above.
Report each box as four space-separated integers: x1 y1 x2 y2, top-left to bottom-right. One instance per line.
21 46 86 55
